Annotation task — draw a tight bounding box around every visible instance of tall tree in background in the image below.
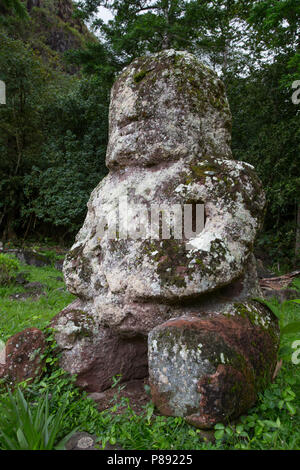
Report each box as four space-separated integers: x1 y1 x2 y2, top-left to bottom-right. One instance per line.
248 0 300 82
0 0 298 263
72 0 252 78
76 0 201 54
0 34 47 239
228 59 300 264
73 0 300 265
0 0 29 19
0 1 109 242
0 34 109 241
243 0 300 260
22 75 109 240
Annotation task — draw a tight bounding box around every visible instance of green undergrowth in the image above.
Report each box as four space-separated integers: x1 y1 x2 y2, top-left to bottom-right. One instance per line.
0 255 74 342
1 360 299 450
91 363 300 450
0 256 300 450
255 278 300 360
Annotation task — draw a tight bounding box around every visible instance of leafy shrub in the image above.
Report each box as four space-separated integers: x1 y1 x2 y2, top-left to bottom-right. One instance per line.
0 387 77 450
0 254 20 286
255 293 300 360
292 278 300 291
0 264 299 450
214 364 300 449
16 356 104 440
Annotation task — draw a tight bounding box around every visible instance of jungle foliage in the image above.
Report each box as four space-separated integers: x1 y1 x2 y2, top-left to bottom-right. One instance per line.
0 0 299 267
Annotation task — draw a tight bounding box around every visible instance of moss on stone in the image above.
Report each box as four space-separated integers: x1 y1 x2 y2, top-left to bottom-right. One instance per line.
133 70 148 83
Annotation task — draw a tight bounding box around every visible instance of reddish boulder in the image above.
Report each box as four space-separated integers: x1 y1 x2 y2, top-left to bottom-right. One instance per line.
51 300 148 393
0 328 46 385
148 301 279 428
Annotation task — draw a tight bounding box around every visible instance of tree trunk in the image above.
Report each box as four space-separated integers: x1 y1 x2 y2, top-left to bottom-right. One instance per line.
3 214 17 241
296 203 300 259
161 0 171 50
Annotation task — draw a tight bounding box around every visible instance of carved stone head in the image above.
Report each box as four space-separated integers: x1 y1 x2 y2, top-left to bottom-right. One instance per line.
106 50 232 169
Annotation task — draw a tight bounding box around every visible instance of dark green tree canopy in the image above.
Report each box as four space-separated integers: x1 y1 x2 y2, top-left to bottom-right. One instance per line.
0 0 29 19
72 0 255 77
0 0 298 264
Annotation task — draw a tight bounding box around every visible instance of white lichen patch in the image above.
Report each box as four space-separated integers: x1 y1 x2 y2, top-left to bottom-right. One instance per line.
148 326 215 417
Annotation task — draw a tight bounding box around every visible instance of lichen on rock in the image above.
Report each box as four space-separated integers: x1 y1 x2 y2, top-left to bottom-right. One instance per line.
49 49 279 423
148 302 279 428
63 50 266 332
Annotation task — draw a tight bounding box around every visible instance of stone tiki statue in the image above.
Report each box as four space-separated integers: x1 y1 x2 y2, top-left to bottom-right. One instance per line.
52 50 279 428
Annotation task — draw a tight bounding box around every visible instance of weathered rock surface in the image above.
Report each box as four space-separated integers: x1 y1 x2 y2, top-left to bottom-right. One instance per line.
148 301 279 428
65 431 123 451
63 50 265 336
0 328 46 385
51 300 148 392
65 432 97 451
49 50 279 424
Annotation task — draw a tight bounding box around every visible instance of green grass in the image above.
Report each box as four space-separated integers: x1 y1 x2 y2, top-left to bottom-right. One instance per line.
2 363 298 450
0 261 74 342
0 257 300 450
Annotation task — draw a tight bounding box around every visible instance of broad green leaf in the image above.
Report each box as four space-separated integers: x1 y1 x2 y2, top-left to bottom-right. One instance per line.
281 322 300 335
214 430 224 440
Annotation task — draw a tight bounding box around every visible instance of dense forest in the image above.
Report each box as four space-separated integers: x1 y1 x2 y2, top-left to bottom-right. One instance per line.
0 0 299 270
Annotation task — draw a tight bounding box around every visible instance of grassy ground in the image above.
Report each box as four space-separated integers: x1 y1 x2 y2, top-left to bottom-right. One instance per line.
0 254 299 450
0 263 74 342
